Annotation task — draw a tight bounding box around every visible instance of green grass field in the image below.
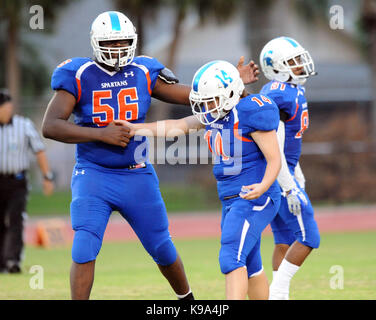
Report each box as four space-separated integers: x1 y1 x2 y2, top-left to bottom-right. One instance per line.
26 186 221 216
26 190 367 217
0 231 375 300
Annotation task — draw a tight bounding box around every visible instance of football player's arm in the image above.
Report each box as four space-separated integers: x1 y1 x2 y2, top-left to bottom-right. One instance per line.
42 90 131 147
294 162 306 190
276 120 298 192
151 57 259 105
240 130 281 200
35 151 54 196
152 79 191 105
115 115 204 138
276 120 307 215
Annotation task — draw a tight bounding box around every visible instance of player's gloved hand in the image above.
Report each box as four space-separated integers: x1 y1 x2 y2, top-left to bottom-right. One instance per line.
100 121 132 148
285 188 308 216
237 56 260 85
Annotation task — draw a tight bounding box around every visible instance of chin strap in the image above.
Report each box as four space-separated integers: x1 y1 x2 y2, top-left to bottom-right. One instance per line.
114 55 120 72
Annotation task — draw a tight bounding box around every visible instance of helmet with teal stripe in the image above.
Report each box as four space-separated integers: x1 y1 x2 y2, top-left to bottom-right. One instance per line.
90 11 137 69
189 60 244 125
260 36 315 85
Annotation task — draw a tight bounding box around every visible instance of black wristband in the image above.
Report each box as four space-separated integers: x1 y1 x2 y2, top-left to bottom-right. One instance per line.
43 172 54 181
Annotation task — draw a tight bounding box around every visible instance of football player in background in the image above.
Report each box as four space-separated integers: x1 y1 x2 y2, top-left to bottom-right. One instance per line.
259 36 320 300
118 60 282 300
42 11 259 300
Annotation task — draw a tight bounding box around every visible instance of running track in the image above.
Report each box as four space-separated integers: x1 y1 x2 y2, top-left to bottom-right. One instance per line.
25 206 376 246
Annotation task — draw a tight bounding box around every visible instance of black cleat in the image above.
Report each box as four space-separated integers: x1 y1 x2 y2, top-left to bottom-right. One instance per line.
7 265 21 274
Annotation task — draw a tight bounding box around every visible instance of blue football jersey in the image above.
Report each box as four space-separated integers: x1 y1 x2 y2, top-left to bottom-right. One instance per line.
260 81 308 172
51 56 164 168
204 94 280 199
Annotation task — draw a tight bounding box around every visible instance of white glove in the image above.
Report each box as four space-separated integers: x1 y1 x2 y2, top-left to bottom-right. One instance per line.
285 188 308 216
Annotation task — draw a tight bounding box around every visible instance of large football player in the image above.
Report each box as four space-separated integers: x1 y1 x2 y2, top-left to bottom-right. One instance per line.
42 11 259 300
259 36 320 300
118 60 282 300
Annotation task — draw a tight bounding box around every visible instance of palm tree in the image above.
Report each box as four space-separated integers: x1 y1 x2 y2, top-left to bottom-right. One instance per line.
243 0 274 92
0 0 75 109
360 0 376 139
245 0 330 92
289 0 376 139
166 0 241 70
113 0 163 56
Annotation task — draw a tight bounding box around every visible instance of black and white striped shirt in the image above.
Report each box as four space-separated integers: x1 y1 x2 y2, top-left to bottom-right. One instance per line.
0 115 45 174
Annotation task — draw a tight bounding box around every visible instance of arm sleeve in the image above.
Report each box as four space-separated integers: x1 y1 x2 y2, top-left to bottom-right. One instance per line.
51 66 78 99
267 92 296 120
135 56 165 91
240 103 280 133
276 120 297 192
25 119 46 154
294 162 306 189
149 59 164 90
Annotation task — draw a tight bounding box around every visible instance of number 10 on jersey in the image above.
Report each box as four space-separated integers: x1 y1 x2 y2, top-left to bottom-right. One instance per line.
92 87 139 126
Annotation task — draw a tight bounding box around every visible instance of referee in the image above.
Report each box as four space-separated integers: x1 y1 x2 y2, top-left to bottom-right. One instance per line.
0 90 54 273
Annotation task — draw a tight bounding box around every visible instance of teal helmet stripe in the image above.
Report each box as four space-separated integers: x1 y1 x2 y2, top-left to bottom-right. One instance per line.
108 11 121 31
284 37 298 48
193 61 220 91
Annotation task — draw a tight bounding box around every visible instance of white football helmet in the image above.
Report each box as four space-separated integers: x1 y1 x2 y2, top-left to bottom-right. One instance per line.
260 36 315 85
189 60 245 125
90 11 137 69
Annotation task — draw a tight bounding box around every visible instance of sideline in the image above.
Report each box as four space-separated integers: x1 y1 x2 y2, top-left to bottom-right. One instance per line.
24 205 376 246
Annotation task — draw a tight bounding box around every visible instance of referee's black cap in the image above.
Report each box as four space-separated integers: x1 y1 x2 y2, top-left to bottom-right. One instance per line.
0 89 11 106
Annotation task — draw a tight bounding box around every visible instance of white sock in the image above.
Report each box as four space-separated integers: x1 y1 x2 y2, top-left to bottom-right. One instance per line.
176 288 192 299
270 259 300 294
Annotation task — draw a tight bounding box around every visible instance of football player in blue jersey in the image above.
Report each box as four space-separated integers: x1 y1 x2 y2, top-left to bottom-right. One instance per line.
118 60 282 300
259 37 320 300
42 11 259 300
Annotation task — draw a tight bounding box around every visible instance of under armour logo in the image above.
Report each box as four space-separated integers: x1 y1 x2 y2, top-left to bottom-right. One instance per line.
75 169 85 175
223 116 230 122
124 71 134 78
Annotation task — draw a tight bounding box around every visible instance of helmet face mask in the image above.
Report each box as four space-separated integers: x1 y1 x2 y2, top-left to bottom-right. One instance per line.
93 39 136 68
190 94 226 125
281 51 314 85
189 61 245 125
90 11 137 69
260 37 315 86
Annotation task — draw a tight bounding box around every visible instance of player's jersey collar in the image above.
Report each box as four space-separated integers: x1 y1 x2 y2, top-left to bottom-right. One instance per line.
93 60 121 77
